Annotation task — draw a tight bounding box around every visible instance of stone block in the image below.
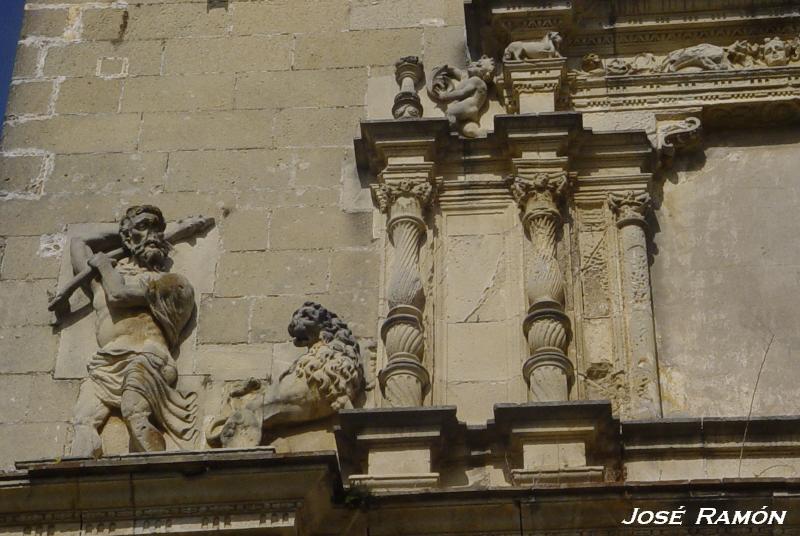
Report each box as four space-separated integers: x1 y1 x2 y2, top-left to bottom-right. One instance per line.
26 376 79 422
49 152 166 194
0 422 66 468
350 0 455 29
269 207 373 249
446 322 510 381
446 381 509 424
80 8 128 41
0 236 61 280
216 250 330 297
12 44 39 79
274 106 364 147
20 9 68 38
121 74 234 112
0 196 117 235
221 209 269 251
164 35 293 74
55 78 122 114
125 3 231 39
324 289 379 338
44 41 163 77
2 114 141 154
197 297 251 344
250 295 306 343
368 447 431 474
193 344 272 380
235 68 367 110
139 110 273 151
0 326 57 373
0 374 34 423
166 149 292 192
0 154 43 194
6 80 53 117
294 147 346 188
0 279 56 326
232 0 349 35
330 249 379 290
423 26 468 71
295 29 423 69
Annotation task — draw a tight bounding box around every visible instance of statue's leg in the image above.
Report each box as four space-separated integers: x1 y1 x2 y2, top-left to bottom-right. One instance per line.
69 380 110 458
120 389 165 452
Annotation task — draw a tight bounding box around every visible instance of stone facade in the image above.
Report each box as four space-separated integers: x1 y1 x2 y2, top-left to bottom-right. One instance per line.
3 0 800 534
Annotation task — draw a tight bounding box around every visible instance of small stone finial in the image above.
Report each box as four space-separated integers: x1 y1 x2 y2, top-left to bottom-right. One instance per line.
393 56 424 118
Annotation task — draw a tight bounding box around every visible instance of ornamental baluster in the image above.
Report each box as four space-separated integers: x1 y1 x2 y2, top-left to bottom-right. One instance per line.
372 179 432 406
508 172 574 401
608 191 662 419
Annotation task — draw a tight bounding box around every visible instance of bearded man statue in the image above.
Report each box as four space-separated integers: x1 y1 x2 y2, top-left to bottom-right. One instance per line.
67 205 197 457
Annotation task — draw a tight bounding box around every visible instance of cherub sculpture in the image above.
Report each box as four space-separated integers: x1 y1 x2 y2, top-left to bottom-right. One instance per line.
206 302 366 448
427 56 496 138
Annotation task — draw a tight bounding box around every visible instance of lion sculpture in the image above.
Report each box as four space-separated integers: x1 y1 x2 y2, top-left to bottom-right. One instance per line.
206 302 365 448
503 32 563 61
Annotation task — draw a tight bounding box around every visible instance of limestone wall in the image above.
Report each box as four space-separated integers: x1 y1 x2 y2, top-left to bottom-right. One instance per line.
0 0 466 467
653 127 800 418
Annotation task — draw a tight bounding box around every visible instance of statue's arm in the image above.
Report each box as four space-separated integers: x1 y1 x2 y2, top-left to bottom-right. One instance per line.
439 81 475 102
69 231 121 275
87 252 148 308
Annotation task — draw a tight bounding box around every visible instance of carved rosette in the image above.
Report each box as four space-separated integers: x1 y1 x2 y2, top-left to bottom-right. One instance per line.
507 173 574 401
608 191 662 419
372 179 433 407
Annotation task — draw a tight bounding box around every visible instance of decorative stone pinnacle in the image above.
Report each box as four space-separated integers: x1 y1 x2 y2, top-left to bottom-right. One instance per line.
608 191 652 225
371 180 433 214
393 56 424 118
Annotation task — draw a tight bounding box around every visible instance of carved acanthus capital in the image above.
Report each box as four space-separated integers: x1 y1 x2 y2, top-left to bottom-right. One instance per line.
608 191 652 227
507 172 569 225
371 179 433 215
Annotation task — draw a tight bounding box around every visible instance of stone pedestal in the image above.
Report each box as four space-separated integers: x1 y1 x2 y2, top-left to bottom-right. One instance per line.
336 407 457 491
499 58 567 114
494 402 619 486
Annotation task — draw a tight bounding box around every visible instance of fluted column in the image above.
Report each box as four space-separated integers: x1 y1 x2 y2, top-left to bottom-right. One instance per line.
608 191 662 419
373 179 432 406
507 172 574 401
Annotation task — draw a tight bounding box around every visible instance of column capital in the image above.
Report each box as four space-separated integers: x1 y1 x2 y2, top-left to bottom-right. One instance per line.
608 191 651 228
507 171 569 226
371 178 434 215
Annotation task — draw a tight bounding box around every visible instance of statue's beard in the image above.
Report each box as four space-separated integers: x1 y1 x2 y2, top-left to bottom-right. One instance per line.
129 238 170 270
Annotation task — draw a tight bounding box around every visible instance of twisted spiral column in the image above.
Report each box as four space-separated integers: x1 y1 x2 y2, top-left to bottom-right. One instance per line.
508 173 574 401
372 180 432 407
608 191 662 419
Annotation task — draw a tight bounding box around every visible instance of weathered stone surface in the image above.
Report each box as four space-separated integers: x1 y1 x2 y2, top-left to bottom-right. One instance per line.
193 344 271 380
0 374 34 423
330 249 379 290
423 26 468 71
122 74 234 112
49 152 166 194
6 81 53 117
0 326 57 373
20 8 68 38
139 110 273 151
232 0 349 35
27 376 79 422
216 250 330 297
274 106 364 147
653 127 800 418
0 236 61 280
295 29 423 69
350 0 460 29
0 279 55 326
221 209 269 252
43 41 163 77
166 149 291 192
0 155 43 194
269 207 373 249
163 35 293 74
235 69 367 109
198 297 251 344
80 8 129 41
0 422 67 463
56 78 122 114
11 44 39 79
2 114 141 153
250 295 304 343
125 3 231 39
